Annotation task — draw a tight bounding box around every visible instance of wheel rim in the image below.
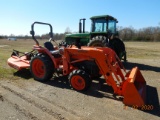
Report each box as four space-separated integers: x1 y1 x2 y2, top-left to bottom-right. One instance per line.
32 59 45 78
71 76 85 90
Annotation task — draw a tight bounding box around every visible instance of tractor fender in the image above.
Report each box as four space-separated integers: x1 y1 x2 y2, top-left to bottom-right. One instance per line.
33 47 60 69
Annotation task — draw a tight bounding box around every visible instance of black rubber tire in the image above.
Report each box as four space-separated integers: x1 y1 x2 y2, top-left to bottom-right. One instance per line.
30 55 54 82
88 36 108 47
68 70 92 92
109 38 126 60
91 74 102 80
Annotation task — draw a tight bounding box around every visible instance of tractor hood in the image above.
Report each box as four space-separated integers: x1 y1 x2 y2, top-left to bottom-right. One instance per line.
65 33 90 46
65 33 90 39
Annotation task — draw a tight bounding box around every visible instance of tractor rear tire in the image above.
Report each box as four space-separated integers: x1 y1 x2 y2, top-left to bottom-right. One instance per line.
109 38 126 61
88 36 108 47
30 55 54 82
69 70 92 92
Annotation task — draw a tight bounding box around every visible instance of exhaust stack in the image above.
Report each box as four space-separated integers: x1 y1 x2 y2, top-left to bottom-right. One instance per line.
79 18 86 33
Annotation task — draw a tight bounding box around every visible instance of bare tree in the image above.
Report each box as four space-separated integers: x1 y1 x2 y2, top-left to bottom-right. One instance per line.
64 27 72 34
119 27 135 41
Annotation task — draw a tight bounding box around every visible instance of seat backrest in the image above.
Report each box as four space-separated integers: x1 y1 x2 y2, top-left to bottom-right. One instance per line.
44 42 54 51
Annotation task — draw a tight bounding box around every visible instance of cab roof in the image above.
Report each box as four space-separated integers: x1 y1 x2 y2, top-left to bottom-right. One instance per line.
90 15 118 22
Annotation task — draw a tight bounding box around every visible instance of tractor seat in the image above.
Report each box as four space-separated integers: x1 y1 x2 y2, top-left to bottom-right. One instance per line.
44 41 54 51
44 42 61 57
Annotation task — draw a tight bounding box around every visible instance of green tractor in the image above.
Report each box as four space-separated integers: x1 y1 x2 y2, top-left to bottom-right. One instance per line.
65 15 126 61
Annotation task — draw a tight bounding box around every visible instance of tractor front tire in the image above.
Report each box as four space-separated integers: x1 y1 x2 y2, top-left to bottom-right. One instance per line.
69 70 92 92
88 36 108 47
30 55 54 82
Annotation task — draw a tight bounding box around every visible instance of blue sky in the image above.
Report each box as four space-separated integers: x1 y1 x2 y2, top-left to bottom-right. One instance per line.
0 0 160 36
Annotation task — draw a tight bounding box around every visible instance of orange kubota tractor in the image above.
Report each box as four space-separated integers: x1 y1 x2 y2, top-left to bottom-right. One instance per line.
8 22 146 107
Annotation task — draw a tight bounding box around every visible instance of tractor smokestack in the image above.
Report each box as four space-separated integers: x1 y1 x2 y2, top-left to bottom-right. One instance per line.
79 18 86 33
79 19 82 33
83 18 86 33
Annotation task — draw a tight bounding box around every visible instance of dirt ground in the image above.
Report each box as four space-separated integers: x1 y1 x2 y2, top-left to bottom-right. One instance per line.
0 41 160 120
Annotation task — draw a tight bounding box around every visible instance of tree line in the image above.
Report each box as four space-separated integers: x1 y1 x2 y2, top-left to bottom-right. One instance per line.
118 26 160 41
0 27 71 40
0 32 69 40
1 26 160 41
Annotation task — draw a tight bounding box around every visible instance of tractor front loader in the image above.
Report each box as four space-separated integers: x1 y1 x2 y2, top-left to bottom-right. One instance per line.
63 47 146 107
7 22 146 107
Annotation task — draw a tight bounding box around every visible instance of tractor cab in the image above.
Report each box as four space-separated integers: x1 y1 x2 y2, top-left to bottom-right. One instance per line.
89 15 118 39
90 15 118 34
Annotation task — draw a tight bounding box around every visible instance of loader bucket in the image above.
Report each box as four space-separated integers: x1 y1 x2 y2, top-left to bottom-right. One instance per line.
122 67 146 107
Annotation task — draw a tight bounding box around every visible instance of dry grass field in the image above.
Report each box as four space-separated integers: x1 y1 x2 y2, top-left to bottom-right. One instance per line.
0 39 160 120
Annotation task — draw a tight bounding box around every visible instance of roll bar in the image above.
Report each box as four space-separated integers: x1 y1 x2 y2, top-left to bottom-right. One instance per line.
30 22 53 45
